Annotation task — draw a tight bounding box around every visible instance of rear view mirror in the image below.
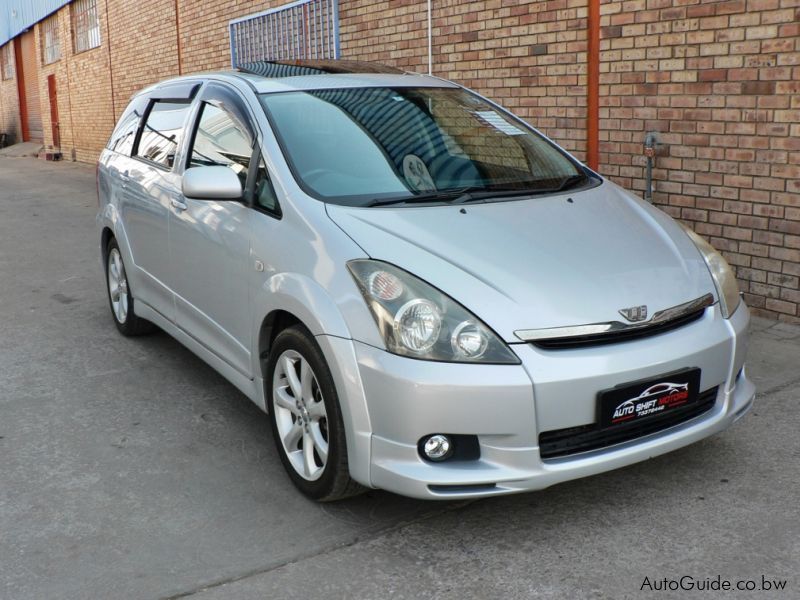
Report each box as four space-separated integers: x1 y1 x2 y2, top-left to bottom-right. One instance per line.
182 166 242 200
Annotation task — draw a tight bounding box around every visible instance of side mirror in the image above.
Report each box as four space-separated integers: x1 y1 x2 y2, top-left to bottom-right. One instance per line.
182 166 243 200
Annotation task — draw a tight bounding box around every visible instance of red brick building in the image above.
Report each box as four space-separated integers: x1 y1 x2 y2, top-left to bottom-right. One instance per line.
0 0 798 321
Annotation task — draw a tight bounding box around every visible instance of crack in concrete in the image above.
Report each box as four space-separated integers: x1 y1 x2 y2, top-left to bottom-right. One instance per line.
755 373 800 397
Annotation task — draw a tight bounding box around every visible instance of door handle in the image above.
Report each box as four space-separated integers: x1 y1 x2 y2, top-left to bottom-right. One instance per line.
171 198 188 212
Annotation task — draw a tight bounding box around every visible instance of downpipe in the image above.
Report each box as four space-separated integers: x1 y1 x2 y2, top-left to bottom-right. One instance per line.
586 0 600 170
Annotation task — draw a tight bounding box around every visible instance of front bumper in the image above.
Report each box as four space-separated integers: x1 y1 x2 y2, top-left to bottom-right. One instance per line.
349 303 753 500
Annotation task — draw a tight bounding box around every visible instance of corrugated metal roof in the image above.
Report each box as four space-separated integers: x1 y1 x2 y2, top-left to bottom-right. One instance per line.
0 0 70 48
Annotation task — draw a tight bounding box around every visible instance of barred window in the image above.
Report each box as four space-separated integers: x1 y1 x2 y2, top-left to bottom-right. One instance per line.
72 0 101 53
41 15 61 65
229 0 339 67
1 45 13 80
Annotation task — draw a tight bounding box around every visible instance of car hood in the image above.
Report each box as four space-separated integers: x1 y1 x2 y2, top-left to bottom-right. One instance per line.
326 180 716 343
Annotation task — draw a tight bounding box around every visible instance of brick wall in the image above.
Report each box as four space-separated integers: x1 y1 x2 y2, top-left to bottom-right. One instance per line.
596 0 800 322
65 2 117 163
0 0 797 320
339 0 589 158
107 0 181 120
0 2 117 161
36 11 77 156
0 43 21 143
178 1 281 72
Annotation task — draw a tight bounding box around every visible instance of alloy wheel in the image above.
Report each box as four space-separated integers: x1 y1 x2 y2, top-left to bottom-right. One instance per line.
107 248 129 324
272 349 330 481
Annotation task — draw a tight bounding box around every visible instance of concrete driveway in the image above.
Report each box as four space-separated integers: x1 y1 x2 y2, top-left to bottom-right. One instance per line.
1 158 798 600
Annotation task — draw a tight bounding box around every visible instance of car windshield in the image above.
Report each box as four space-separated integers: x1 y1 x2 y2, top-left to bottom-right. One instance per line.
259 87 586 206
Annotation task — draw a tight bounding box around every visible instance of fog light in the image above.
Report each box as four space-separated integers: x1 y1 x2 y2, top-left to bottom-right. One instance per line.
422 434 452 461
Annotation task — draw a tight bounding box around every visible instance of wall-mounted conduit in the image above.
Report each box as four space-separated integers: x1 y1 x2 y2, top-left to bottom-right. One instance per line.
587 0 600 171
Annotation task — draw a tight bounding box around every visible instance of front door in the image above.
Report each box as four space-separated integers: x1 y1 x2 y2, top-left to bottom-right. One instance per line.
169 84 255 378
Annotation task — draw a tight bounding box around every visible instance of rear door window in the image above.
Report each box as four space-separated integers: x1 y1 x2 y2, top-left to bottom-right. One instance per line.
107 96 146 156
136 101 191 169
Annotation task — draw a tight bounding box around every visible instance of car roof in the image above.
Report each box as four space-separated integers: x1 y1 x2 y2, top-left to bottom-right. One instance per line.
139 60 459 98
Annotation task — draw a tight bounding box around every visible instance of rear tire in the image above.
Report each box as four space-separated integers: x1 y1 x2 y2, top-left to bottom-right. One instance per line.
105 238 156 336
267 325 364 501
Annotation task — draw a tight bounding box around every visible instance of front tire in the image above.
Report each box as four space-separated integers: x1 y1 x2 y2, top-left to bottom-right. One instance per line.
267 325 364 501
105 238 155 336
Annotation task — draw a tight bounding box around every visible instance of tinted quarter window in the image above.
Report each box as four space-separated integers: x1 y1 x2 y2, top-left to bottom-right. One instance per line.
189 103 252 187
108 97 146 155
137 101 191 168
254 157 279 215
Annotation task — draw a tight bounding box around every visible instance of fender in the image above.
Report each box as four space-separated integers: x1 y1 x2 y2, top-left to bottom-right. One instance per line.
98 203 146 304
249 271 353 407
98 201 120 254
253 271 352 348
250 271 375 487
99 203 128 271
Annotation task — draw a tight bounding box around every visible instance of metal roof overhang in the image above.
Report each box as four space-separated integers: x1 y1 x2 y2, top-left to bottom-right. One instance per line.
0 0 70 48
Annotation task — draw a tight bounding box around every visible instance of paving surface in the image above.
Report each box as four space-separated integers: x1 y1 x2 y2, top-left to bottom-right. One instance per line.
1 158 798 600
0 142 43 158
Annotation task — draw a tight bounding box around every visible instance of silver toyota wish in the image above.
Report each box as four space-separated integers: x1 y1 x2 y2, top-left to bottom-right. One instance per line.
97 60 754 501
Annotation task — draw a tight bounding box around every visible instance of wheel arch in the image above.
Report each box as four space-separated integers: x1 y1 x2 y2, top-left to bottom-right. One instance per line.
252 272 353 375
252 274 373 487
101 227 114 263
257 309 302 375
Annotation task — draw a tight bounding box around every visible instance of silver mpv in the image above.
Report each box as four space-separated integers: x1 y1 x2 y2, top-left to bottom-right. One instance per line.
97 60 755 501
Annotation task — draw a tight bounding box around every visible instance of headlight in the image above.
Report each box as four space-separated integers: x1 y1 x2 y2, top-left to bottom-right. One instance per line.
682 225 741 318
348 260 520 364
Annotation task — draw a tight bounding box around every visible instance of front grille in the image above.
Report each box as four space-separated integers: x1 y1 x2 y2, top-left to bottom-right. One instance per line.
538 386 719 459
531 306 707 350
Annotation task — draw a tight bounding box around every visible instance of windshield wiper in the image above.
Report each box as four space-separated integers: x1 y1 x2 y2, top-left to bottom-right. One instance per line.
366 174 591 208
366 186 489 208
368 185 553 208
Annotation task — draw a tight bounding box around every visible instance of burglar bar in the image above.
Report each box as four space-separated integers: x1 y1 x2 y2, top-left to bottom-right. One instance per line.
229 0 339 67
